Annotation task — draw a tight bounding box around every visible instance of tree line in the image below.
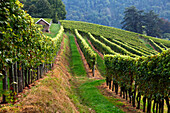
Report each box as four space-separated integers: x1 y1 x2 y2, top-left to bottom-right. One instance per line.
121 6 170 39
62 0 170 29
20 0 66 23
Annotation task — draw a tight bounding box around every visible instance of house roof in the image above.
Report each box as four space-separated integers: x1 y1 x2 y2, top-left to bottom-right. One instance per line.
35 18 52 26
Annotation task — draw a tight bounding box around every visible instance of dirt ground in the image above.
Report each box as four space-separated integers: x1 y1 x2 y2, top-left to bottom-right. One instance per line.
0 34 79 113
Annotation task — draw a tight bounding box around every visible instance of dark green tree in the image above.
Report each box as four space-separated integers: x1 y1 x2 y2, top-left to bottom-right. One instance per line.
48 0 67 22
121 6 163 38
28 4 37 16
20 0 66 23
159 18 170 34
35 0 52 18
143 10 161 37
121 6 144 34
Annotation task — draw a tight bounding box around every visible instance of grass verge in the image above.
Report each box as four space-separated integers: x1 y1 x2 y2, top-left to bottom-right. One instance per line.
68 34 86 76
44 24 60 38
139 38 155 51
68 33 122 112
78 79 124 113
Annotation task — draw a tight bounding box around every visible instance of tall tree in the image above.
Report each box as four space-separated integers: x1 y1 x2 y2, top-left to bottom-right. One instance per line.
20 0 66 23
121 6 163 38
143 10 161 37
48 0 67 22
159 18 170 34
121 6 144 34
35 0 52 18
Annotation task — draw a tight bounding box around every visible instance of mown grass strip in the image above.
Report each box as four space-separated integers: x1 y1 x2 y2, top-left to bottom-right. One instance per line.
68 34 86 76
79 79 124 113
139 38 155 51
44 24 60 38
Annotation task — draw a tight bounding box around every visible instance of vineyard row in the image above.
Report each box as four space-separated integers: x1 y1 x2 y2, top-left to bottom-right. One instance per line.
70 29 170 113
75 29 96 76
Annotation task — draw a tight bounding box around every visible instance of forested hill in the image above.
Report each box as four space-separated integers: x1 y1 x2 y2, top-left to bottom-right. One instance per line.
62 0 170 28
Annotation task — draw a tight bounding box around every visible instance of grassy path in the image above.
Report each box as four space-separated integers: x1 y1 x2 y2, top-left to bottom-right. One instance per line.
69 34 86 76
79 79 124 113
139 38 155 51
44 24 60 38
68 33 124 112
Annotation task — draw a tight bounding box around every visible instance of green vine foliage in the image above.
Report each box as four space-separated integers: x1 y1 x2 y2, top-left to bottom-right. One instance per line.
75 29 96 70
136 50 170 97
98 36 139 57
147 39 164 53
104 54 136 89
105 49 170 98
60 20 170 49
0 0 64 96
88 32 117 55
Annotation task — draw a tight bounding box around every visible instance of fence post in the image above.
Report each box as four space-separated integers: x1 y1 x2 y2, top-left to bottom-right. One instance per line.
2 69 8 103
9 64 14 92
92 64 95 77
40 64 43 78
25 67 29 87
14 62 18 92
22 64 25 88
17 62 23 93
28 68 31 85
36 66 39 80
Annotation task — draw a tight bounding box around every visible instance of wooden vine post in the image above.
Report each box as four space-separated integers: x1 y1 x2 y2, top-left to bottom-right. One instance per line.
2 69 8 104
92 63 95 77
17 62 23 93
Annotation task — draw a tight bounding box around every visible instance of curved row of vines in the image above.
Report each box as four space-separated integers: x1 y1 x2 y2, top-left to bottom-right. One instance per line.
64 26 169 113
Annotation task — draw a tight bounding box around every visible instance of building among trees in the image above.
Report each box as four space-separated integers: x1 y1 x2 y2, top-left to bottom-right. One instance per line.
35 18 52 32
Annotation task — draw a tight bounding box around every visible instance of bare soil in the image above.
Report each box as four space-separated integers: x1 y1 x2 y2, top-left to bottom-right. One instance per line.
0 34 79 113
87 39 104 59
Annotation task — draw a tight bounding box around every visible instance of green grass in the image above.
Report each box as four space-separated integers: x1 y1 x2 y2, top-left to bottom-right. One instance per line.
44 24 60 38
68 34 86 76
78 79 124 113
67 33 122 112
139 38 155 50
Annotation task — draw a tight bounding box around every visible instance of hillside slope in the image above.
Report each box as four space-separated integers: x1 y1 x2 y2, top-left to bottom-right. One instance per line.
60 20 170 50
62 0 170 28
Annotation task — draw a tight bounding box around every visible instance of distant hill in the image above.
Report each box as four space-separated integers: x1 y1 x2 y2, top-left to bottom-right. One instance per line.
62 0 170 28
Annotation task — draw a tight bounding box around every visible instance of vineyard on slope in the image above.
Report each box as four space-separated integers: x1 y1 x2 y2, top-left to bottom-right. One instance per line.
104 50 170 113
62 21 170 113
60 20 170 49
1 1 169 113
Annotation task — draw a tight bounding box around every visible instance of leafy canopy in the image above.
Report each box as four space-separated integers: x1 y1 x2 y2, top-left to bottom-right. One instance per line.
20 0 66 23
